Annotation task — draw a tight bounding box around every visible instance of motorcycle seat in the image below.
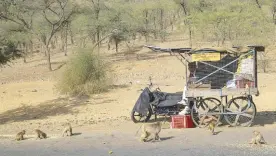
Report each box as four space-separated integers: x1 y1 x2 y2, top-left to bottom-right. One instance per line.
157 99 181 107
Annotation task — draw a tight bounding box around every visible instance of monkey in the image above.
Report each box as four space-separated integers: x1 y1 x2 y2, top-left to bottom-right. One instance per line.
34 129 47 139
15 130 26 141
139 122 162 142
249 130 267 145
62 123 73 137
207 120 216 135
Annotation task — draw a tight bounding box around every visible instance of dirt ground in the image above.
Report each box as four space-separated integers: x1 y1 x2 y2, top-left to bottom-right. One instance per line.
0 38 276 137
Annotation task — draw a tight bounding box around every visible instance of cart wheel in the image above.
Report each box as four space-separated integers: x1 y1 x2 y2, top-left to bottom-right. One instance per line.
224 96 256 127
131 109 152 123
191 97 223 128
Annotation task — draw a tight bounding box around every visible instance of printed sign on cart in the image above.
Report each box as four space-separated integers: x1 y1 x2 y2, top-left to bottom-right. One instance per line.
192 53 221 62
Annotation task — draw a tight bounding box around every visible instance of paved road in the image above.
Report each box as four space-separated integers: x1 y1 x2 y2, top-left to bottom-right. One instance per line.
1 126 276 156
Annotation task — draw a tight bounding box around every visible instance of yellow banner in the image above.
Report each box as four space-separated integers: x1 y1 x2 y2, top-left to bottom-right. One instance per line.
192 53 221 62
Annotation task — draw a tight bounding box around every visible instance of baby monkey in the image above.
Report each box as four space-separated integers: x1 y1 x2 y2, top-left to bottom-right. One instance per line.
249 130 267 145
15 130 26 141
140 121 162 142
35 129 47 139
62 123 73 137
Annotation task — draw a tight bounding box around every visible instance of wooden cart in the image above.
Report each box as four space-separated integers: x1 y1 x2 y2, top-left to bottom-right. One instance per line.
145 45 265 127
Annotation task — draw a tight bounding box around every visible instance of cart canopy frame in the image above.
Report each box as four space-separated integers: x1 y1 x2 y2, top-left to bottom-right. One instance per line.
144 45 265 97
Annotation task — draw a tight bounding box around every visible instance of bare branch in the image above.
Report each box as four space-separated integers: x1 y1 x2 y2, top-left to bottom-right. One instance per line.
90 0 95 5
0 13 22 25
16 15 30 29
30 11 35 28
48 7 60 16
43 10 54 25
53 9 74 34
255 0 261 9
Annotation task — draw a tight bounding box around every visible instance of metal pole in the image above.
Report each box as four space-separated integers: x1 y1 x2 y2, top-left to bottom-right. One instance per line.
253 49 258 88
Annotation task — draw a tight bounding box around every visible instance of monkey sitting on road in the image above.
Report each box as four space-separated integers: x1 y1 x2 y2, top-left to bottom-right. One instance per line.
249 130 267 145
35 129 47 139
137 121 162 142
62 123 73 137
15 130 26 141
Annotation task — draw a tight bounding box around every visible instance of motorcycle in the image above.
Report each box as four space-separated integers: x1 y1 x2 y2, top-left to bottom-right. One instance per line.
130 86 187 123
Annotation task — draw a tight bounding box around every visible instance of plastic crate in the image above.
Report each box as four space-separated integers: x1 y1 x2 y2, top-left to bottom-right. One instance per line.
171 115 194 129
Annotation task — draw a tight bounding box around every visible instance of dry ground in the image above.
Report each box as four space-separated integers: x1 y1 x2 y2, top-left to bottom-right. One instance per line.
0 37 276 138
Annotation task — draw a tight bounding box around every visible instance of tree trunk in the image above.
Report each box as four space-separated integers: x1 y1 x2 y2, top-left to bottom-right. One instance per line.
153 15 157 39
170 15 175 31
82 37 87 48
46 47 52 71
51 40 56 49
255 0 261 9
61 31 65 52
108 39 111 50
65 22 68 56
29 41 33 54
96 27 100 54
144 10 149 43
115 41 118 53
222 31 226 46
94 0 101 55
44 46 47 56
69 27 74 44
40 44 45 56
160 8 164 42
22 43 27 63
189 26 192 47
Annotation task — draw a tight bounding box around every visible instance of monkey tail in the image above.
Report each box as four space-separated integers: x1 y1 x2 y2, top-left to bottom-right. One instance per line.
135 124 143 136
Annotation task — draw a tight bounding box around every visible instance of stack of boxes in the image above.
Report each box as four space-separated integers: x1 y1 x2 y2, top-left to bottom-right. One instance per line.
235 54 255 89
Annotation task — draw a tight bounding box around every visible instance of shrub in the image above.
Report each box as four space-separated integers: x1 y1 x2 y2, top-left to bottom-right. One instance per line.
0 41 22 66
56 48 111 96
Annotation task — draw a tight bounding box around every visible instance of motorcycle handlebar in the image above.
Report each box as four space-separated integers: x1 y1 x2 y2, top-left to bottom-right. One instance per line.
156 87 161 92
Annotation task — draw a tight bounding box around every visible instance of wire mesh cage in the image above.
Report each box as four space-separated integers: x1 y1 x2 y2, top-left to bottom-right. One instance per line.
185 47 259 97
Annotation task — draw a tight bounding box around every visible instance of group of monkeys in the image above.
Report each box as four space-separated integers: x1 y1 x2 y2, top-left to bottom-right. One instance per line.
15 123 73 141
207 119 266 145
15 120 266 146
138 119 267 146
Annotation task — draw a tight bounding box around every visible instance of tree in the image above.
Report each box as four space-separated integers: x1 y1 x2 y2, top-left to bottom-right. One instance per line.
105 1 131 52
0 0 37 62
85 0 109 54
108 30 128 53
35 0 76 71
0 41 22 66
272 0 276 24
174 0 193 47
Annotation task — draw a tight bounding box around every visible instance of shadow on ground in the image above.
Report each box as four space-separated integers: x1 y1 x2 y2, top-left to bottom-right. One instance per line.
0 96 89 125
161 136 174 141
146 110 276 127
0 97 115 125
252 111 276 126
108 50 172 62
72 132 82 136
213 131 223 135
145 136 174 142
0 84 127 125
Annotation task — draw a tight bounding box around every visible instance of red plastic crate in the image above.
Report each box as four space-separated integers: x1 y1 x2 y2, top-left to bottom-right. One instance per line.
171 115 194 129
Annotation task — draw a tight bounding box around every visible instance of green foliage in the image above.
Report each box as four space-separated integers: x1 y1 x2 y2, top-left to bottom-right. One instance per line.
177 0 275 46
0 41 22 66
56 48 111 96
1 0 275 57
